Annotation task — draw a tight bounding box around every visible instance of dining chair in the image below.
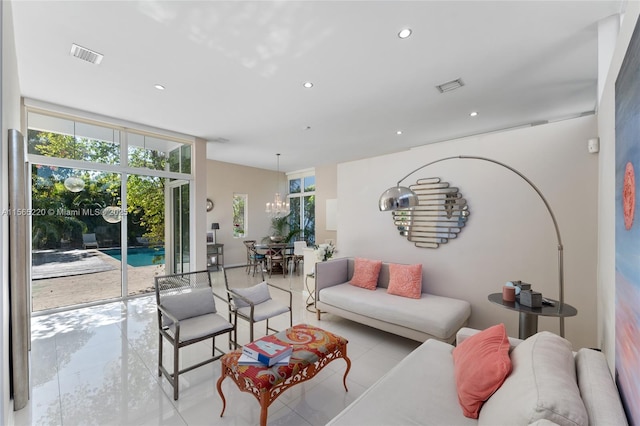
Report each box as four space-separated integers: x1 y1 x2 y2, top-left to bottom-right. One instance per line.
243 240 266 276
289 240 307 274
222 265 292 344
266 243 287 278
154 269 235 400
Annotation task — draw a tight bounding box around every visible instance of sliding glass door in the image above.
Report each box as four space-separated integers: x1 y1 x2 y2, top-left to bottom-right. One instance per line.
169 181 190 274
31 165 123 311
27 110 192 312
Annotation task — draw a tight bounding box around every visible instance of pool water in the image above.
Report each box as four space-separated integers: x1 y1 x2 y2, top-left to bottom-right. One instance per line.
101 247 165 267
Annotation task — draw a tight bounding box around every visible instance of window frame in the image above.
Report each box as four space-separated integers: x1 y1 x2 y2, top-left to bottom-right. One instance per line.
232 193 248 238
287 169 315 244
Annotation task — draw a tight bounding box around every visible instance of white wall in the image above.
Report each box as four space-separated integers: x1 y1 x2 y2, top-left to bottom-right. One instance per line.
2 0 22 422
597 2 640 369
192 137 208 271
206 159 286 266
338 115 599 349
314 163 338 245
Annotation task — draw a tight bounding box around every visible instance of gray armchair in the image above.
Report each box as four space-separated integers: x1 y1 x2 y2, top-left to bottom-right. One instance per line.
222 265 292 344
154 269 235 400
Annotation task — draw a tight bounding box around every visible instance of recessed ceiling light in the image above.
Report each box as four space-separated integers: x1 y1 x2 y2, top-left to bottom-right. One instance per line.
398 28 412 39
303 82 313 88
470 111 478 117
396 130 403 135
154 84 165 90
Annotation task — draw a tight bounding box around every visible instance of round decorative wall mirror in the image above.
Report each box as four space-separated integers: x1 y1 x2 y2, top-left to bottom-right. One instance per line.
392 177 470 248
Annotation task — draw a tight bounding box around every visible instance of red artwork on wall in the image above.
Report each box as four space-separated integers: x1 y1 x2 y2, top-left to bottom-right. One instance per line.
623 161 635 230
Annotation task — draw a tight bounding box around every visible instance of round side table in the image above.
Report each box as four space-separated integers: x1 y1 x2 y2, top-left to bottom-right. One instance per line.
487 292 577 339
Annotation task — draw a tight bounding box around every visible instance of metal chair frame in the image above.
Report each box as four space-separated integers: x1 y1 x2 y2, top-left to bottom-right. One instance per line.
155 269 236 400
222 265 293 343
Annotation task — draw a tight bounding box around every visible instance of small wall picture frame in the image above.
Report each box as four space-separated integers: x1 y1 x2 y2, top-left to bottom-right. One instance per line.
206 232 214 243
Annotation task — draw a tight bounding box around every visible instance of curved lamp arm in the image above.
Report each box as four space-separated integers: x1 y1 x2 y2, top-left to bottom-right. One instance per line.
388 154 566 336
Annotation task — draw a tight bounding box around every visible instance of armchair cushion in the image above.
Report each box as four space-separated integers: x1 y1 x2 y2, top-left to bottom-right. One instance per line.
237 299 290 322
161 288 216 326
167 313 233 342
233 281 272 308
349 257 382 290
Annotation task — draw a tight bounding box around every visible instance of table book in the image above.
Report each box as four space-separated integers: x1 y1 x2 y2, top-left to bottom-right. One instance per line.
242 334 293 366
237 353 291 366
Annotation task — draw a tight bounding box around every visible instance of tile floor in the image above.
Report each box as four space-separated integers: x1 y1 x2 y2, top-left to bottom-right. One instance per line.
15 266 421 426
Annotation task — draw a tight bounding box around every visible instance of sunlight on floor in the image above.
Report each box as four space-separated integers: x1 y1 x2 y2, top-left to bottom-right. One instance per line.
18 266 421 426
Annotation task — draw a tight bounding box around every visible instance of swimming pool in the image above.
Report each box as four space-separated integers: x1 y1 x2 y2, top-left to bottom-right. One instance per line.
101 247 165 267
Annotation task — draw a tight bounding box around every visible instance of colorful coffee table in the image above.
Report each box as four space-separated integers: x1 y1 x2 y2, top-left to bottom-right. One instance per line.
217 324 351 426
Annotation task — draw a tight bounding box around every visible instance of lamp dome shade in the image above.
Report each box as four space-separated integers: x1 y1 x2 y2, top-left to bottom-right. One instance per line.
64 176 85 192
102 206 122 223
378 186 419 211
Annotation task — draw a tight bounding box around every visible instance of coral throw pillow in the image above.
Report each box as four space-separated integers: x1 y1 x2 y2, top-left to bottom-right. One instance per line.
387 263 422 298
349 258 382 290
452 323 512 419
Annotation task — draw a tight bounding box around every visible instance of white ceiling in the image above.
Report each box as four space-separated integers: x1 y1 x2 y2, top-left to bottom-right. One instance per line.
10 1 623 172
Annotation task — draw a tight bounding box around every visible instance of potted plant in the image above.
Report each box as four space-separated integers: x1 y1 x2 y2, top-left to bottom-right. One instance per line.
263 217 302 243
269 216 288 242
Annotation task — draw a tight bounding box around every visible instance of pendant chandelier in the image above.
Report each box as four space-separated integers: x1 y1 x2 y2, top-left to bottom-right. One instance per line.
266 153 290 218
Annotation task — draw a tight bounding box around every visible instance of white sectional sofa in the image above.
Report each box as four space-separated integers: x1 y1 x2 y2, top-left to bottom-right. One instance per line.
315 257 471 343
328 327 628 426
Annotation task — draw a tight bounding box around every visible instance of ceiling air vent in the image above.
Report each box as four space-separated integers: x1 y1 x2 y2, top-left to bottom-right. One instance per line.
210 137 230 144
70 43 103 65
436 78 464 93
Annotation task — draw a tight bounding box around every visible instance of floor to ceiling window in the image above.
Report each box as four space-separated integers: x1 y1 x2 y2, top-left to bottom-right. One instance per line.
27 110 193 312
288 172 315 245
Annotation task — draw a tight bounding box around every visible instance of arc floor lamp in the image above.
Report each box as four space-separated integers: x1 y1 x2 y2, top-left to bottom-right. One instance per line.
378 155 568 337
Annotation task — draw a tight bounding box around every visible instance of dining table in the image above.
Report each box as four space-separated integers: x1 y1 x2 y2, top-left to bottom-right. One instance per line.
255 243 295 276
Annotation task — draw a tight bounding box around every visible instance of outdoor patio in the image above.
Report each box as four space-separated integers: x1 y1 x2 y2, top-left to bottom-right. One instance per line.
31 249 164 312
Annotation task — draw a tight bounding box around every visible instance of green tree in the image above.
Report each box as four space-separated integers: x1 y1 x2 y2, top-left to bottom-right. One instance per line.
29 130 166 249
127 175 164 244
232 195 245 237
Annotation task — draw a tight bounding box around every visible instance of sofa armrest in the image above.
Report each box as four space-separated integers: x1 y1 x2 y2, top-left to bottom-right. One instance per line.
315 258 350 300
456 326 523 349
575 348 629 425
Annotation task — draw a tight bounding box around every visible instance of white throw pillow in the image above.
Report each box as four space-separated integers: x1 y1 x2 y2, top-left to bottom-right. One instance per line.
478 331 587 426
233 281 272 308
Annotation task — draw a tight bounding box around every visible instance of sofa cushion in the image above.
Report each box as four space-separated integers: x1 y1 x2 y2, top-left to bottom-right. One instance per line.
319 284 471 340
349 258 382 290
452 323 512 418
232 281 271 308
327 339 477 426
478 331 588 426
387 263 422 299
